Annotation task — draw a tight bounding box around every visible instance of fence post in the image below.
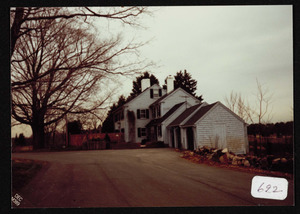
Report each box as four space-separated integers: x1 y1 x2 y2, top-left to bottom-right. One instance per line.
254 138 258 156
266 137 271 155
105 133 111 149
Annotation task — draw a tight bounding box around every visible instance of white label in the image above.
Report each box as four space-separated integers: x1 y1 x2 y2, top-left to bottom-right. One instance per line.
251 176 288 200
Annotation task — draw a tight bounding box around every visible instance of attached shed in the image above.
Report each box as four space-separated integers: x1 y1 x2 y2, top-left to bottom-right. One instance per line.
167 103 204 149
180 102 248 154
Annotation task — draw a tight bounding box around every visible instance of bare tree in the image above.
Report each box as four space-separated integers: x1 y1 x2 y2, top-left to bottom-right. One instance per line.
11 7 151 149
224 91 238 113
10 7 150 86
224 91 254 124
254 78 273 124
225 79 273 125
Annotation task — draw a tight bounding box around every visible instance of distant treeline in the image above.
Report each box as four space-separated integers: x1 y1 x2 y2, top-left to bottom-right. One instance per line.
247 121 293 137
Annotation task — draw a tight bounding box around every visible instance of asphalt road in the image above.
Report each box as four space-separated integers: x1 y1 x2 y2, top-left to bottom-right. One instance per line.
12 148 294 208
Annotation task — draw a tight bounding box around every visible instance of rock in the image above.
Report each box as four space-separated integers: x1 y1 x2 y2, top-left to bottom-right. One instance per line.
244 160 251 167
281 158 288 163
232 156 239 165
222 148 228 153
219 155 228 164
212 149 218 153
232 159 238 165
207 154 213 160
260 157 269 169
212 153 220 162
227 153 235 160
272 158 281 165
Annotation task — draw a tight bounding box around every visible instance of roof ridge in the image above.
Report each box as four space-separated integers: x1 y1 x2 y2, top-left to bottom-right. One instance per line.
167 102 204 127
112 84 161 113
146 102 186 127
182 102 218 126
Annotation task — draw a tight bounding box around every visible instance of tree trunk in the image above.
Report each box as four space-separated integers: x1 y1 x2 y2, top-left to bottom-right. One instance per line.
11 8 24 58
31 122 45 150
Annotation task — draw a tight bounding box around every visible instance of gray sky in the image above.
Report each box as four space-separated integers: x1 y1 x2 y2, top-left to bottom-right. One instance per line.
120 5 293 123
12 5 293 137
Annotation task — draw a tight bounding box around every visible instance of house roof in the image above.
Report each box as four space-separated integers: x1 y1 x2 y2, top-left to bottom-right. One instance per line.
149 88 178 106
146 102 185 127
149 87 200 107
182 102 218 127
167 103 203 127
112 84 161 114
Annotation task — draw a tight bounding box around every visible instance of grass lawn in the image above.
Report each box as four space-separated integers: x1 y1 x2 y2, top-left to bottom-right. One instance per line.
12 158 48 191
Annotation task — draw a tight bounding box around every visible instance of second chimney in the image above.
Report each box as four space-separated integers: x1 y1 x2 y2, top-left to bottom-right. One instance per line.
141 78 151 92
166 75 174 93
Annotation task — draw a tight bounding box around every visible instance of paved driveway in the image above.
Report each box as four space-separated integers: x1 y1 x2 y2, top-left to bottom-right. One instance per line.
12 148 294 208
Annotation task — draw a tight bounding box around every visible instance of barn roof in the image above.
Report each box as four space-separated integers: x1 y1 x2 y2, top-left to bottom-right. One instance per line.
182 102 218 127
167 103 203 127
146 102 185 127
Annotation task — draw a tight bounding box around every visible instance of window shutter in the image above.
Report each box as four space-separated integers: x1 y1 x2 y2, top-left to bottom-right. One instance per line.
146 109 149 119
137 109 140 119
150 89 153 98
159 89 162 96
138 128 141 137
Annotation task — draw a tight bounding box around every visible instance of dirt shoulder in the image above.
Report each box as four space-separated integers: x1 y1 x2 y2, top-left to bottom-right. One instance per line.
11 158 50 208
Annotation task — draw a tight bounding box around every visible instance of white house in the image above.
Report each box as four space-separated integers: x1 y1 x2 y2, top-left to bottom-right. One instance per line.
113 76 200 144
113 81 165 143
146 76 201 145
112 77 248 154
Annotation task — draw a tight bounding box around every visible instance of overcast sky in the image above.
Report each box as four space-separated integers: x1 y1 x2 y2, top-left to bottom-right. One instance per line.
12 5 293 137
119 5 293 123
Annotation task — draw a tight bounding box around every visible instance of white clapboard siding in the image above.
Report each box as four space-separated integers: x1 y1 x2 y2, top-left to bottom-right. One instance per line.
161 88 200 116
116 84 165 143
195 103 247 154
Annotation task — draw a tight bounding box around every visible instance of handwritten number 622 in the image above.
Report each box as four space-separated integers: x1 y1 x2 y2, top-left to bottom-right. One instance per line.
257 182 283 193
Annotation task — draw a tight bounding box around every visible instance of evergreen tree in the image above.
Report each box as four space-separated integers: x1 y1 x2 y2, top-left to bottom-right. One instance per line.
101 95 127 133
173 70 203 101
67 120 82 134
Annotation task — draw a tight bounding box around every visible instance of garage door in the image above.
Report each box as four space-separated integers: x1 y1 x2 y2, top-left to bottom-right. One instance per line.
213 124 227 149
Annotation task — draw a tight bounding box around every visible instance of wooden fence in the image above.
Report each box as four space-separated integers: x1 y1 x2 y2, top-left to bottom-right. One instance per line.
69 133 124 149
248 135 293 144
248 135 293 156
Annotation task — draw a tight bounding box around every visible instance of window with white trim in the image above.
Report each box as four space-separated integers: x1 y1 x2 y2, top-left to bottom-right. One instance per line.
153 89 160 98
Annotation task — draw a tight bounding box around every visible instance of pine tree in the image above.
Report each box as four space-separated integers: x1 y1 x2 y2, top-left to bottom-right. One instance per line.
67 121 82 134
101 95 127 133
173 70 203 101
